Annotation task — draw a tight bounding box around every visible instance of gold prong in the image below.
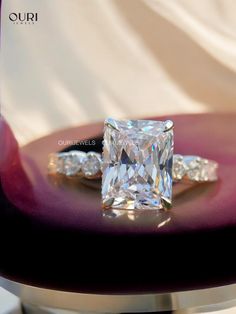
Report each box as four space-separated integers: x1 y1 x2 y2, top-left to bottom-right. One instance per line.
104 118 118 130
102 197 115 209
164 120 174 132
161 197 172 210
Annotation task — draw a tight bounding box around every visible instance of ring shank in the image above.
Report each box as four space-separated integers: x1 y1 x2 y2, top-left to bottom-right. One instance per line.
48 151 218 183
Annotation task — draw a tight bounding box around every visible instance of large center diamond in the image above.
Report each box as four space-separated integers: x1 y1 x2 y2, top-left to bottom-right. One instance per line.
102 118 173 210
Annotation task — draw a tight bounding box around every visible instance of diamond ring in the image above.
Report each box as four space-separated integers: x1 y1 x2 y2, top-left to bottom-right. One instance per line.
48 118 218 210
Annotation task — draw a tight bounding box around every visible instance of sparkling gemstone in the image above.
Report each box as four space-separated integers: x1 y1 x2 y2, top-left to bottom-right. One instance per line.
200 161 218 181
64 151 86 176
102 118 173 210
173 154 186 181
82 152 102 178
57 155 66 174
184 156 202 181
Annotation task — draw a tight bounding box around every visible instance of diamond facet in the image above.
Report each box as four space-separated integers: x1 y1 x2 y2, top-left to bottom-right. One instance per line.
102 118 174 210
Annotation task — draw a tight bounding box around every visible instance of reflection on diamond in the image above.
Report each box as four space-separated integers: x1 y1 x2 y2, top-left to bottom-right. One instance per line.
102 118 173 210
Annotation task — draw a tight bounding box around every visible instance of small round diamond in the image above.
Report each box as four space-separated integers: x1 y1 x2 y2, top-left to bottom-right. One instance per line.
200 160 218 182
57 155 66 174
64 151 86 176
184 156 202 181
82 152 102 178
173 155 186 180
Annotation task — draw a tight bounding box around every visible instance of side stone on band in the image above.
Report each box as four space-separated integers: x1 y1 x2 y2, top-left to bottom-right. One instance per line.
48 151 218 183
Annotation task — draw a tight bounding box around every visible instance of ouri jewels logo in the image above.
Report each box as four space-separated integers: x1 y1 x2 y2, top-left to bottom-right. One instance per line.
9 12 38 24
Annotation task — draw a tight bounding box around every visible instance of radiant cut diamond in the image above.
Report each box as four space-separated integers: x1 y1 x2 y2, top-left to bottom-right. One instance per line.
102 118 174 210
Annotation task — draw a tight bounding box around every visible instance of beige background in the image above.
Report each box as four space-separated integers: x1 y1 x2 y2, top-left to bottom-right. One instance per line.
1 0 236 145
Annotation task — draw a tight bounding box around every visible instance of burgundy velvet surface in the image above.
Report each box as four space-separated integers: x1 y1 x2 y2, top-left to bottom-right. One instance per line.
0 113 236 294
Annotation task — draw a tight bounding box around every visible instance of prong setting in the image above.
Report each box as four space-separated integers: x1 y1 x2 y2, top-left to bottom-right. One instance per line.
164 120 174 132
104 118 119 130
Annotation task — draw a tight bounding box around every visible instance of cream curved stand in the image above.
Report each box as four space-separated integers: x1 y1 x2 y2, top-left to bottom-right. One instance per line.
1 277 236 313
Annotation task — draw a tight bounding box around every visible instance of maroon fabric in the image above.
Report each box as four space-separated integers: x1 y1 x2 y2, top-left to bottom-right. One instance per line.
0 113 236 294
